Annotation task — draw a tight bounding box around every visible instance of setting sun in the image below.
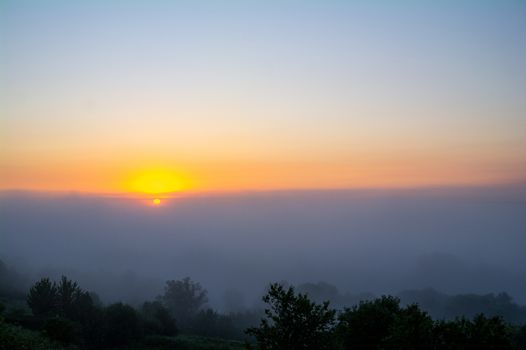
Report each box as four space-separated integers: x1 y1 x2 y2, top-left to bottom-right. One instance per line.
152 198 161 205
126 169 191 194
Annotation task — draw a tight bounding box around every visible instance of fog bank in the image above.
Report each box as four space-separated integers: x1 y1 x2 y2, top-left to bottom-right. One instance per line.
1 186 525 307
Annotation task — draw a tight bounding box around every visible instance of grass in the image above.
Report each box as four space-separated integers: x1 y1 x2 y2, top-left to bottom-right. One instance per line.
139 334 246 350
0 319 76 350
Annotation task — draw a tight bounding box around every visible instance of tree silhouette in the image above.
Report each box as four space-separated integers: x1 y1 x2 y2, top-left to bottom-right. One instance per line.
468 314 514 349
103 302 140 347
56 276 83 319
142 301 178 336
27 278 58 317
246 283 336 350
383 304 434 349
337 295 401 349
160 277 208 327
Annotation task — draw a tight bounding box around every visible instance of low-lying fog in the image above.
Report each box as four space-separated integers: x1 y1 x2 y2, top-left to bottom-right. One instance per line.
1 186 526 309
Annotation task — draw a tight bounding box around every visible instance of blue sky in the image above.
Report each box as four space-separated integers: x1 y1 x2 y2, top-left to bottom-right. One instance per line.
1 0 525 192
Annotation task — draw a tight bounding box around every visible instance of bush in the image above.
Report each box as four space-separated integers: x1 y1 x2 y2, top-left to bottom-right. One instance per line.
337 295 401 349
43 318 79 345
246 283 336 350
0 318 75 350
190 308 236 339
103 302 140 347
142 301 178 336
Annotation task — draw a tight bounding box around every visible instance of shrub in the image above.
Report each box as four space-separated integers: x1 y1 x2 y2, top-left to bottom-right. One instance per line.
103 302 140 347
43 318 79 345
246 283 336 350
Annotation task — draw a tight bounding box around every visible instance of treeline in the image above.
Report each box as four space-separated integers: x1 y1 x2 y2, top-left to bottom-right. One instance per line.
3 258 526 325
2 275 177 348
2 275 526 349
297 282 526 324
1 275 259 349
248 283 526 349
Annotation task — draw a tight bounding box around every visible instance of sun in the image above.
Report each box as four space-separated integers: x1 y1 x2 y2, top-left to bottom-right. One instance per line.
152 198 161 205
126 169 190 194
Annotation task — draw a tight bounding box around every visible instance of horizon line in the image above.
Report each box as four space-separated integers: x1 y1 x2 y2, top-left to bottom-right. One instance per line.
1 182 526 199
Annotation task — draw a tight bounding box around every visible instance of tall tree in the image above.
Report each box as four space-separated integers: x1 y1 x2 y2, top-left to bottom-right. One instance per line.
160 277 208 327
246 283 336 350
337 295 401 350
142 301 178 336
56 276 82 318
27 278 58 317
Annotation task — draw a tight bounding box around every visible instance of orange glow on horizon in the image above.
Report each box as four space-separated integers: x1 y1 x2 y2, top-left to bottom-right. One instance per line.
0 157 524 195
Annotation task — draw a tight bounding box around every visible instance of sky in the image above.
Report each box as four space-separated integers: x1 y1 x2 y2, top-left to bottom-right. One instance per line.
1 0 525 194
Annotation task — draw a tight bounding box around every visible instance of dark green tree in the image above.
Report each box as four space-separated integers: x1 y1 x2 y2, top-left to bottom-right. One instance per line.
160 277 208 327
467 314 514 350
103 302 140 347
432 319 469 350
142 301 178 336
336 295 401 350
246 283 336 350
27 278 58 317
514 324 526 349
383 304 434 350
191 308 237 339
432 315 514 350
26 276 104 347
43 317 78 344
56 276 83 319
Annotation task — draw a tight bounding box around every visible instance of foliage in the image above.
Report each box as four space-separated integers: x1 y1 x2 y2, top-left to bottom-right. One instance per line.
514 325 526 349
246 283 336 350
27 278 58 317
0 259 26 302
0 317 76 350
444 293 526 324
25 276 106 347
398 288 526 324
432 315 515 350
337 295 401 349
55 276 83 320
335 296 518 350
250 288 522 350
103 302 141 347
190 308 238 339
160 277 208 328
142 301 178 336
466 314 514 349
43 317 79 345
383 304 434 350
10 276 526 349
